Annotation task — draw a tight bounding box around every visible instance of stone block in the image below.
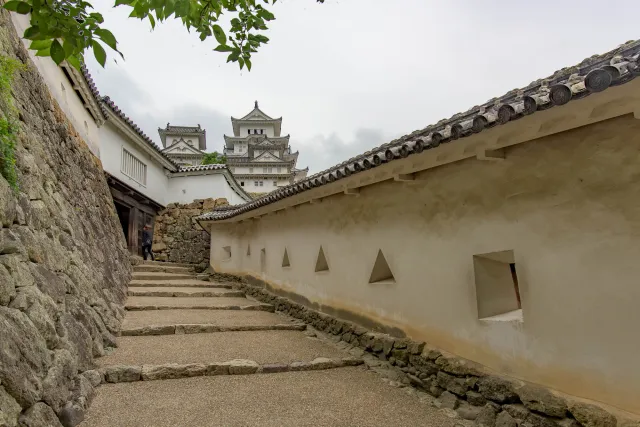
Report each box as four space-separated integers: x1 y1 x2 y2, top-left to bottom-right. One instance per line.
102 365 141 383
437 391 459 410
0 385 21 427
503 404 530 421
224 359 259 375
477 376 519 403
436 355 484 377
260 364 289 374
407 340 426 355
205 363 229 376
517 384 567 418
18 402 64 427
476 404 498 427
456 402 482 420
495 411 518 427
524 412 560 427
141 363 206 381
568 402 617 427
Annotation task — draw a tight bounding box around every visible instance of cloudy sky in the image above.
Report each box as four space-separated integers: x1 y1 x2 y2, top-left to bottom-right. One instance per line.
86 0 640 173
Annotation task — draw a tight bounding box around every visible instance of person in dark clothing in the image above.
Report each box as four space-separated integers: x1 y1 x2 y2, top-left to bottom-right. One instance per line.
142 225 154 261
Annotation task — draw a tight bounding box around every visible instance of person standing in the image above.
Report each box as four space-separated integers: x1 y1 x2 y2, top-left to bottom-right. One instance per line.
142 225 154 261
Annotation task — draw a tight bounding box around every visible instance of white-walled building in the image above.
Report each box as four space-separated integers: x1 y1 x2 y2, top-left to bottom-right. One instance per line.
10 11 251 255
158 124 207 166
224 102 308 193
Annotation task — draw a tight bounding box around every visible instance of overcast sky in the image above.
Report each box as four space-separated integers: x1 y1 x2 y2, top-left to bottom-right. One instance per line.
86 0 640 173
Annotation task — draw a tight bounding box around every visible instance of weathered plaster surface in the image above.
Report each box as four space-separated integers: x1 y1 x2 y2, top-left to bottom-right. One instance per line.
209 114 640 414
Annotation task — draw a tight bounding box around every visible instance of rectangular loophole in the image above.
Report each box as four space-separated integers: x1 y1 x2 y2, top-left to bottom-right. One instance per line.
473 250 523 321
260 248 266 272
222 246 231 260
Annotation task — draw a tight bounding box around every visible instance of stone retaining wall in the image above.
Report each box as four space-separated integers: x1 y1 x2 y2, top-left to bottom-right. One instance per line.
0 10 130 427
152 198 228 271
214 272 638 427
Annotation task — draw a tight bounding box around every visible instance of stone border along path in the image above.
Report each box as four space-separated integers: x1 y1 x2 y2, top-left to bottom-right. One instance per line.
80 261 466 427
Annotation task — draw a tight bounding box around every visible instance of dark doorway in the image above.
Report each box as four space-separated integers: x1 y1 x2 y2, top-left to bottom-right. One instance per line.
114 201 130 242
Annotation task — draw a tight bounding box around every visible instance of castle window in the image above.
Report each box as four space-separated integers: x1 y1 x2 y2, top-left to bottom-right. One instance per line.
273 181 277 187
473 250 523 321
254 181 259 186
260 129 264 134
121 148 147 186
240 182 245 186
247 129 251 135
259 181 263 187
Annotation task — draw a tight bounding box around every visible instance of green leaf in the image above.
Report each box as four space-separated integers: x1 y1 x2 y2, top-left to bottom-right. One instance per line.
212 24 226 45
114 0 135 5
92 40 107 67
245 58 252 71
148 13 156 29
3 0 30 13
214 44 233 52
257 9 275 21
66 54 82 71
23 26 40 39
35 48 50 57
29 39 51 50
95 28 118 50
50 40 65 64
62 38 76 56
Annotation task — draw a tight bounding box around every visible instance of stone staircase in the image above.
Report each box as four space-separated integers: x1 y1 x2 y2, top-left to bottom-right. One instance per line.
80 262 460 426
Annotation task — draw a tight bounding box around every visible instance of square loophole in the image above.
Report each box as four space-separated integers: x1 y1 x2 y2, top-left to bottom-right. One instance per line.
473 250 522 321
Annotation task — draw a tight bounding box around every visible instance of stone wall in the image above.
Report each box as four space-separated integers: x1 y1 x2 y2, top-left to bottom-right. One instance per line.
215 273 638 427
152 198 228 271
0 10 130 427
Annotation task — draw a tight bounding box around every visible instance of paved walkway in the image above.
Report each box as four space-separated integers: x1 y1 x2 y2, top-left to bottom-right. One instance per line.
81 262 459 426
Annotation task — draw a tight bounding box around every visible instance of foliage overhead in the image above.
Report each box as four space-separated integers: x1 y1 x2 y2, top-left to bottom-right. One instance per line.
202 151 226 165
3 0 325 71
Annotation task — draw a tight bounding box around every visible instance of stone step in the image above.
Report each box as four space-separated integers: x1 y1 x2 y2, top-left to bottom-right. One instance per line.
125 296 274 312
121 323 307 336
122 309 300 331
131 272 195 281
97 330 351 367
82 368 459 427
133 264 194 274
129 279 232 289
127 287 244 298
142 260 195 268
95 357 363 384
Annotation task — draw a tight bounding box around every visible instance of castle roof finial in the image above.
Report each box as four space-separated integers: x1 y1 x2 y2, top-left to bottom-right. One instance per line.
254 100 258 109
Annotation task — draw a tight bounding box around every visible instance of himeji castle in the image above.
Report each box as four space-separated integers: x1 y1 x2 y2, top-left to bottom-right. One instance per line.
158 124 207 166
223 102 308 193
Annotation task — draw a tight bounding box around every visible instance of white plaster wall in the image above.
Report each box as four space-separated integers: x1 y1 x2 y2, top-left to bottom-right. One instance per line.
167 173 247 205
239 124 275 137
208 115 640 414
237 178 273 193
11 14 100 157
99 121 169 205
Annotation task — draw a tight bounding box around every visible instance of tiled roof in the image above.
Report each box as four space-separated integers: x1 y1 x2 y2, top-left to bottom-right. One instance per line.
198 39 640 222
79 64 105 119
160 124 205 134
100 96 179 169
178 164 227 172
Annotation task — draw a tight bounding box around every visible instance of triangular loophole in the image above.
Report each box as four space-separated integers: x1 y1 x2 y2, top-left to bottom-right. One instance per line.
369 249 395 283
315 246 329 272
282 248 291 267
247 245 251 256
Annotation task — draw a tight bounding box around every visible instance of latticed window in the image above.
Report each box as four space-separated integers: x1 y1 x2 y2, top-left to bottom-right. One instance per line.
121 148 147 186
